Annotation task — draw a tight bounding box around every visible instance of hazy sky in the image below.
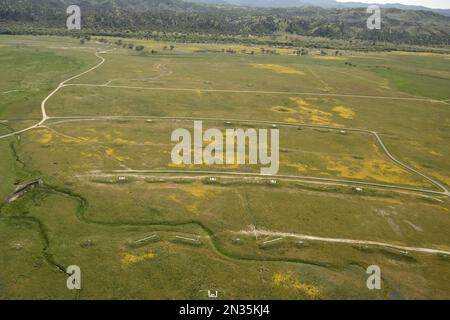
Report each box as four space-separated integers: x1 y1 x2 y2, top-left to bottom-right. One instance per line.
337 1 450 9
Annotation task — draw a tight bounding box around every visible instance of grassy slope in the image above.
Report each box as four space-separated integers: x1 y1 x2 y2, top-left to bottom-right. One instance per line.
0 46 92 120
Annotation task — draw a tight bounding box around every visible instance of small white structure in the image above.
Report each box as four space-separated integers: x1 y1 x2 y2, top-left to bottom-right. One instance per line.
355 187 363 192
118 176 126 181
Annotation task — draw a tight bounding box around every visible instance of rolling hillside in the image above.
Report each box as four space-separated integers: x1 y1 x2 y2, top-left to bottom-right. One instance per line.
0 0 449 45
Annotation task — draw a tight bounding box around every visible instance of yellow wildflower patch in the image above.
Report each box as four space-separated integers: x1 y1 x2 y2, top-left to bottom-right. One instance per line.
105 148 128 162
121 252 156 268
272 272 320 298
325 157 429 186
289 97 309 107
252 64 304 75
181 185 221 199
299 106 332 117
333 106 355 119
34 129 53 143
310 115 333 126
81 152 102 160
283 161 309 172
430 173 450 186
273 97 343 127
113 137 136 144
187 204 200 215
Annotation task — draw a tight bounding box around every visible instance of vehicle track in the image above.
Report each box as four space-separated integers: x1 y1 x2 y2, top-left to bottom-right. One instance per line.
1 90 22 94
64 82 448 104
1 49 449 281
0 50 109 139
46 115 450 196
104 169 448 197
1 49 448 197
237 228 450 255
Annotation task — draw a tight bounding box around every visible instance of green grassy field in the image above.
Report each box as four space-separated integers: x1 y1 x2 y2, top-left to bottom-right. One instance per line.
0 35 449 299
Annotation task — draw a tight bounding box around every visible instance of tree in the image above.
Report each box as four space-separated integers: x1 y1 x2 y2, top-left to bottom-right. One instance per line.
135 45 145 51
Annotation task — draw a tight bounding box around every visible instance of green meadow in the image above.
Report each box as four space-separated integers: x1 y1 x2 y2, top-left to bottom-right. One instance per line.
0 35 449 299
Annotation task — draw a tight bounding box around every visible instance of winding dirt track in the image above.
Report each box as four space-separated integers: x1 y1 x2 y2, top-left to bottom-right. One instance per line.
47 115 449 197
1 48 449 257
0 50 108 139
238 229 450 255
1 49 448 198
1 90 21 94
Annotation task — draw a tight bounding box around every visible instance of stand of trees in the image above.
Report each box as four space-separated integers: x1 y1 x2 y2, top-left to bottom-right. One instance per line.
0 0 449 47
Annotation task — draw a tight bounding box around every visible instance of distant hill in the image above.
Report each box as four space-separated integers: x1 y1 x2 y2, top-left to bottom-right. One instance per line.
0 0 208 12
188 0 450 16
1 0 449 46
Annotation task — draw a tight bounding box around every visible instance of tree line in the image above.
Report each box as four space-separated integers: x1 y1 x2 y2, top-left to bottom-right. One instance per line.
0 0 449 46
